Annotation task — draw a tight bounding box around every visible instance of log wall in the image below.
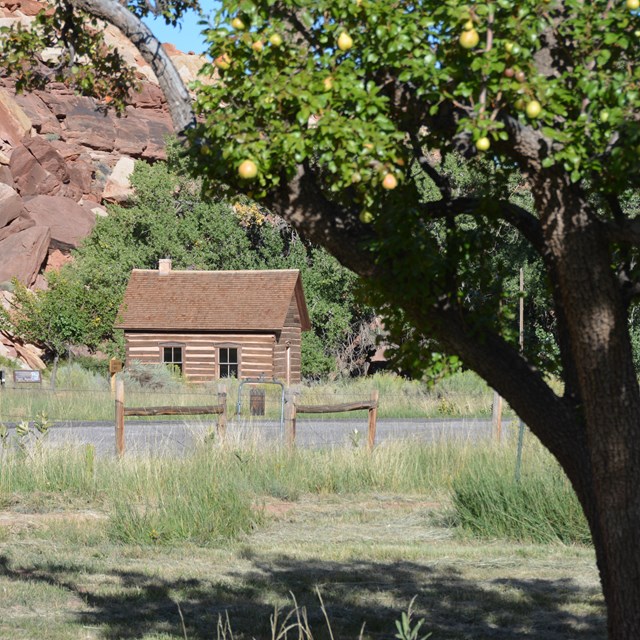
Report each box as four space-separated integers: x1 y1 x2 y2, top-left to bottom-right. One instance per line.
274 297 303 384
124 331 277 383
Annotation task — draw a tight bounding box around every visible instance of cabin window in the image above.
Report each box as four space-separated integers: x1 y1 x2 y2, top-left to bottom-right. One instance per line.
162 345 183 374
219 347 239 378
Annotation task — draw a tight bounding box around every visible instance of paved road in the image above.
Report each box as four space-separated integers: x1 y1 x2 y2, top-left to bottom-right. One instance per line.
2 416 509 456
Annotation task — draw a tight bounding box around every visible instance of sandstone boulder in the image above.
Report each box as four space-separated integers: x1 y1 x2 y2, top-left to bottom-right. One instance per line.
0 216 35 243
102 156 135 203
0 87 32 146
127 82 166 110
112 108 172 160
61 98 116 151
82 202 107 217
67 157 94 194
0 165 14 187
0 182 23 228
0 2 210 299
142 113 172 160
44 248 73 273
0 225 50 286
4 1 45 17
13 91 61 136
10 136 70 196
0 340 17 362
22 195 95 249
14 341 46 370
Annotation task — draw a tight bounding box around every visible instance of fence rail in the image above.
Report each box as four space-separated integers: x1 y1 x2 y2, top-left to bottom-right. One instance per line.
285 390 379 450
115 379 227 457
123 405 224 417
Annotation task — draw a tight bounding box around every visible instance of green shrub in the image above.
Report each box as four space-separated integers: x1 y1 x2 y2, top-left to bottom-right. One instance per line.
52 363 109 391
70 355 109 378
123 361 182 390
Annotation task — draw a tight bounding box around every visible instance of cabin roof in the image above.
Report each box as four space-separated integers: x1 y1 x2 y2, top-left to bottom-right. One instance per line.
115 268 311 332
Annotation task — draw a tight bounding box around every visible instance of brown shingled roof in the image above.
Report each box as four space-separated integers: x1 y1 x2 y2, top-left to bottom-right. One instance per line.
115 268 311 331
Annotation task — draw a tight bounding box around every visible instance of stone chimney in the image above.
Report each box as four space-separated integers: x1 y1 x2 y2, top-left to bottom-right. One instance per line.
158 258 172 275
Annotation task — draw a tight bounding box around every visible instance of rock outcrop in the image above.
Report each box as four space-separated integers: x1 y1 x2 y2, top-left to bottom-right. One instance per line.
0 0 206 367
0 225 50 287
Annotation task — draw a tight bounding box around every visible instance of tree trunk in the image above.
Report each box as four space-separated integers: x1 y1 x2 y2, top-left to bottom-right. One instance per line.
534 174 640 640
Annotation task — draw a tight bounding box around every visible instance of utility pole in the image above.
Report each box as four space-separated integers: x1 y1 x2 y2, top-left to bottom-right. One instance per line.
515 267 526 481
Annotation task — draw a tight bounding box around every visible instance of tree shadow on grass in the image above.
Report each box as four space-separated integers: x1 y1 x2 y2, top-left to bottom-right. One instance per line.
0 553 605 639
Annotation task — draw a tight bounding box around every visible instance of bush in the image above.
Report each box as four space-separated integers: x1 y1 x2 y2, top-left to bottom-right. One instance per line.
52 363 109 391
123 361 182 390
71 355 109 378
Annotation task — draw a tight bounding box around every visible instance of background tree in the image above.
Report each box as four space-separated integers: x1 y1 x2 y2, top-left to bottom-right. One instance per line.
4 1 640 637
6 159 372 378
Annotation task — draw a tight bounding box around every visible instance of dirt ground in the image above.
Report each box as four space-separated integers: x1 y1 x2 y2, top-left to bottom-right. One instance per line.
0 493 605 639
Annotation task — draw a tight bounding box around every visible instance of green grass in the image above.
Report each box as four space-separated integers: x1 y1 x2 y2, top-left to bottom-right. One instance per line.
0 366 501 425
0 436 603 638
451 453 590 544
107 454 261 546
0 492 604 639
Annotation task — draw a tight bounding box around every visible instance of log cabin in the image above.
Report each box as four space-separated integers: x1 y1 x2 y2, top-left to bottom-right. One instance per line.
115 260 311 384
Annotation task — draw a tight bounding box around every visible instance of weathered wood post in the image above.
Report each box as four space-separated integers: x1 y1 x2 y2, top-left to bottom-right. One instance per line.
368 389 379 452
284 391 297 449
492 390 503 443
115 377 125 457
109 357 123 397
217 384 227 441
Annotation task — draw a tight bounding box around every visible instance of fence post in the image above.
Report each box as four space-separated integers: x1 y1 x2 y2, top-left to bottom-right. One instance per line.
368 389 379 451
217 384 227 441
115 377 125 457
109 358 123 398
284 392 297 449
492 390 503 443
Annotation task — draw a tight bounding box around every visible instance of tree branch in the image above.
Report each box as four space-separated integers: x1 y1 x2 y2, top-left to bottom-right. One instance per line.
384 278 587 487
500 202 545 255
605 218 640 246
409 132 452 199
68 0 196 134
419 197 545 256
272 2 319 49
263 163 377 276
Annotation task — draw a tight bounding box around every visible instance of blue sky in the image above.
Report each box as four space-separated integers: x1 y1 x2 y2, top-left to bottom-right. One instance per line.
143 1 219 54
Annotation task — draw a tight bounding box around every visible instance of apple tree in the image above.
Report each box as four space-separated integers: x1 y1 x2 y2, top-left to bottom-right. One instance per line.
194 5 640 637
3 0 640 637
191 5 640 635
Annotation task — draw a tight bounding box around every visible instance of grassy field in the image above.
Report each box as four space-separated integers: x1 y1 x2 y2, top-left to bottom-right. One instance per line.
0 436 604 639
0 366 500 424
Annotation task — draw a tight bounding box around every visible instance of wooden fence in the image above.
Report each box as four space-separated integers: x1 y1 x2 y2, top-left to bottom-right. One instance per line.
284 390 379 450
114 379 227 457
114 380 378 454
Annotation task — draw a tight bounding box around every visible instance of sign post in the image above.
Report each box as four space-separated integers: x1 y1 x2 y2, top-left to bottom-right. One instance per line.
109 358 123 396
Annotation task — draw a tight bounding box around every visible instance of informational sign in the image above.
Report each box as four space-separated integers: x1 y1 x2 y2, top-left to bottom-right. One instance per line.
109 358 123 374
13 369 42 384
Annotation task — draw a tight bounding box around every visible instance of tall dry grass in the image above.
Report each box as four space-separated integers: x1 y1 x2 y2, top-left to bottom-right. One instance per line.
0 431 590 546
